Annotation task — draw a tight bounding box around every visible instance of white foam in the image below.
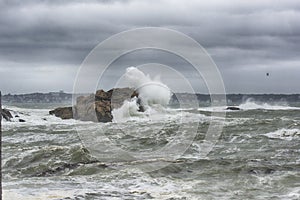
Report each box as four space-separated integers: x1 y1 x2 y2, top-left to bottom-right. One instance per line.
285 187 300 199
197 106 227 112
112 97 142 122
112 67 172 122
1 105 92 130
239 100 300 111
3 189 86 200
264 128 300 141
126 67 171 106
196 100 300 112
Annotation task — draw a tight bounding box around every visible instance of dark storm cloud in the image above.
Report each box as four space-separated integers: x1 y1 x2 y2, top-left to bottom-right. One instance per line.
0 0 299 93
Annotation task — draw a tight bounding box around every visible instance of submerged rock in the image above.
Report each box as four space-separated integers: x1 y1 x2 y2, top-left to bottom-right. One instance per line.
50 88 142 122
18 119 26 122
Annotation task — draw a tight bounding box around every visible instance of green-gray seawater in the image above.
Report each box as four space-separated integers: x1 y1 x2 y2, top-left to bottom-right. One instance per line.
2 102 300 199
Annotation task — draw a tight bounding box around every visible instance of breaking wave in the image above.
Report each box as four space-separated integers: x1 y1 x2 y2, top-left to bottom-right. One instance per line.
112 67 172 122
239 100 300 111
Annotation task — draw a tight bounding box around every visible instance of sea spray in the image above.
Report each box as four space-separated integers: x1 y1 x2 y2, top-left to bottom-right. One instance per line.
238 99 300 110
112 97 142 122
124 67 171 107
112 67 171 122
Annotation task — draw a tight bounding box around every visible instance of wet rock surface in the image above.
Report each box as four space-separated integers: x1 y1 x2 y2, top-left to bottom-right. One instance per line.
226 106 241 111
1 108 13 121
1 108 26 122
49 107 73 120
50 88 141 122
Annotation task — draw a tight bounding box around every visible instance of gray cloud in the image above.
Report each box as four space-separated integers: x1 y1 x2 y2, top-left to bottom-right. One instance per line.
0 0 299 94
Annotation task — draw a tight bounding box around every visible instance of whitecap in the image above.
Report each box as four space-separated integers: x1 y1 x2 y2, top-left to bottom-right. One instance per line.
264 128 300 140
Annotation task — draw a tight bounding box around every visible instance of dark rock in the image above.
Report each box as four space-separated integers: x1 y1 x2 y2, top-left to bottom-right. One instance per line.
19 119 26 122
137 98 145 112
1 108 13 121
49 107 73 119
226 106 241 111
75 88 138 122
265 168 275 174
109 87 139 109
95 89 111 101
95 100 112 122
15 115 19 118
50 88 143 122
74 94 98 122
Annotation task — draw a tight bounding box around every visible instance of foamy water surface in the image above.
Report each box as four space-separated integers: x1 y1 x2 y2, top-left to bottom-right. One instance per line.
2 101 300 199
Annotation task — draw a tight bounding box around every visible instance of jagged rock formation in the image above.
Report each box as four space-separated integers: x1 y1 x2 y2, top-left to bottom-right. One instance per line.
0 108 26 122
49 88 141 123
49 107 73 119
1 108 13 121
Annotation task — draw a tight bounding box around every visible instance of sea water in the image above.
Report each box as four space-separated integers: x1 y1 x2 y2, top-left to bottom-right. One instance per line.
2 67 300 199
2 100 300 200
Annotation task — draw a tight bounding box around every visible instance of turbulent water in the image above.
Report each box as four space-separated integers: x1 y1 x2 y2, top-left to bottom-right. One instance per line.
2 100 300 200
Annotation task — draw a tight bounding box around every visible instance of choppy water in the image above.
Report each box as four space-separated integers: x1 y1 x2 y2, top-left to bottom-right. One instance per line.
2 101 300 200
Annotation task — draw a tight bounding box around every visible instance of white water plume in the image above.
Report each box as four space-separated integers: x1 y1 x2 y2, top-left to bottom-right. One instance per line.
112 67 171 122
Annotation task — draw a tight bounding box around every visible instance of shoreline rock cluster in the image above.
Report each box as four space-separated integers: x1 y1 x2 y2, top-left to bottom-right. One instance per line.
0 108 26 122
49 88 141 123
1 108 13 121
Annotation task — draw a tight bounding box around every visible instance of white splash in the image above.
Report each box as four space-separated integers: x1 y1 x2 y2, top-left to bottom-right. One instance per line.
124 67 171 107
112 97 142 122
112 67 171 122
239 100 300 110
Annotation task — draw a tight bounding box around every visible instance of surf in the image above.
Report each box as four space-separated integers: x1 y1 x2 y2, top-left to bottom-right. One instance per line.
112 67 172 122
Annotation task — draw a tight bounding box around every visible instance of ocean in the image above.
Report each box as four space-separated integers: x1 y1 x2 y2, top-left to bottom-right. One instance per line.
2 100 300 200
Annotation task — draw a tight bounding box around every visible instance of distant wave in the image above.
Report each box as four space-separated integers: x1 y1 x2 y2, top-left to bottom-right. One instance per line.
238 100 300 110
195 99 300 112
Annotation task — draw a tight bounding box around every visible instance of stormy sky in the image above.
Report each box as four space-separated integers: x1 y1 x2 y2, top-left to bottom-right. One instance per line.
0 0 299 94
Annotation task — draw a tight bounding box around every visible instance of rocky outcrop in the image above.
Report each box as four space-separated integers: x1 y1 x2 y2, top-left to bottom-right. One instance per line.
49 107 73 119
74 94 98 122
1 108 26 122
1 108 13 121
50 88 141 123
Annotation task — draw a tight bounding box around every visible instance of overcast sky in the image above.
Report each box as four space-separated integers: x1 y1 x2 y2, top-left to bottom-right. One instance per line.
0 0 299 94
